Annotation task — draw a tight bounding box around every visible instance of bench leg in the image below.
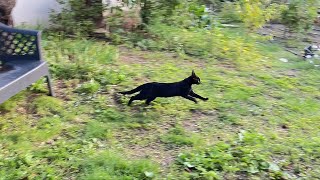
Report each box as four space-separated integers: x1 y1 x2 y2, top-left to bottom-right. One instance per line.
46 75 55 97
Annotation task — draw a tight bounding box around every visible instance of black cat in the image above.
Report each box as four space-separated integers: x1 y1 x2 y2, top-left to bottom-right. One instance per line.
119 70 209 105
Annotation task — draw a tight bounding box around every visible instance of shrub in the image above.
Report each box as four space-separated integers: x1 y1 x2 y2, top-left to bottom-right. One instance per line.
142 23 262 63
281 0 319 33
220 0 287 30
50 0 104 36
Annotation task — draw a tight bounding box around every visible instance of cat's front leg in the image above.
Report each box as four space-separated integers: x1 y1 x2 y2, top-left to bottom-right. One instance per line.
182 95 198 103
189 91 209 101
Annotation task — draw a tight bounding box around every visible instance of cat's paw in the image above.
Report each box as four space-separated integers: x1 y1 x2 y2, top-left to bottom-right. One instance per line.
203 98 209 101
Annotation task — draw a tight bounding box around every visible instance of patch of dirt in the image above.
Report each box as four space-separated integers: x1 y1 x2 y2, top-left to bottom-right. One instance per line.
128 143 179 169
279 69 299 77
183 109 217 133
52 80 72 101
217 62 237 70
120 52 149 65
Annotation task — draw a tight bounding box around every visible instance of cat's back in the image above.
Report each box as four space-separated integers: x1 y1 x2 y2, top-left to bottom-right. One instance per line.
149 81 181 87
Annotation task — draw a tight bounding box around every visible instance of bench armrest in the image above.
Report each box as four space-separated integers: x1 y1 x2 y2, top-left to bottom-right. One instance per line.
0 23 42 62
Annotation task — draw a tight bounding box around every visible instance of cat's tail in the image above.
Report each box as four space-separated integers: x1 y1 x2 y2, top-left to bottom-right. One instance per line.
119 84 145 95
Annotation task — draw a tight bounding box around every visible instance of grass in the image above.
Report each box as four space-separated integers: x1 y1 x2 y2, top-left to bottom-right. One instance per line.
0 25 320 179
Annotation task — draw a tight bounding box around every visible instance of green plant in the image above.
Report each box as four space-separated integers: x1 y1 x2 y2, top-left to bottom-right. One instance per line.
50 0 105 36
177 131 283 179
29 79 48 93
281 0 319 33
43 36 118 81
78 151 159 179
220 0 287 30
76 79 101 94
84 121 111 139
161 125 200 146
142 23 262 63
32 96 64 116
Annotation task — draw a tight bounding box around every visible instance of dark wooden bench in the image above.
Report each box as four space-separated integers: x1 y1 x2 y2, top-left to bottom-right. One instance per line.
0 23 54 104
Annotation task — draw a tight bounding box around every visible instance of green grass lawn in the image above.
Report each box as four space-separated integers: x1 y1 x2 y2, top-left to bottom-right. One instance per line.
0 28 320 179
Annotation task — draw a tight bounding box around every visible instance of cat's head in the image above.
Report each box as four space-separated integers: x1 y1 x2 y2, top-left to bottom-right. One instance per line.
190 70 201 85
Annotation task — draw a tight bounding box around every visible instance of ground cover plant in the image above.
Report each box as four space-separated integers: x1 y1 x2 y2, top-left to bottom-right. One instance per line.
1 0 320 179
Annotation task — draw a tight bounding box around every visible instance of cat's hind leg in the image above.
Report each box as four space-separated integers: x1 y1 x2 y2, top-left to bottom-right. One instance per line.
128 93 146 106
145 97 156 105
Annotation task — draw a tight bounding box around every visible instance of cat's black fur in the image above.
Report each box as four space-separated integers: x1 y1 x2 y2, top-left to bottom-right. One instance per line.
119 70 208 105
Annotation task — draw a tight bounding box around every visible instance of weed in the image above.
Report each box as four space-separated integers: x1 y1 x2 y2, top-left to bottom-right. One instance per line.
84 121 111 139
78 151 160 179
76 79 101 95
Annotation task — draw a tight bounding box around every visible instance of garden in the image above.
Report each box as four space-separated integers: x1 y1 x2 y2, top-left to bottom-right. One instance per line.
0 0 320 179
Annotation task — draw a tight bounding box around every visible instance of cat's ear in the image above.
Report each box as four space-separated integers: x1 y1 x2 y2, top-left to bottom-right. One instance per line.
191 70 196 76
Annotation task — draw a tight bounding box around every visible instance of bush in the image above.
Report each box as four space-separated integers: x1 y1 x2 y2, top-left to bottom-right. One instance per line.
50 0 104 36
220 0 287 30
281 0 319 33
140 23 262 63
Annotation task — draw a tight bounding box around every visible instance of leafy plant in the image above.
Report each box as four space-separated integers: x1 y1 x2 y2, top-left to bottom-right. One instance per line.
141 23 262 63
78 151 159 179
32 96 65 116
84 121 111 139
161 125 201 146
76 79 101 95
50 0 105 36
177 131 284 179
281 0 319 33
221 0 287 30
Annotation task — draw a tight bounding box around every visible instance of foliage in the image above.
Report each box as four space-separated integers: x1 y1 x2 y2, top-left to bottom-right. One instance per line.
140 0 215 29
76 79 101 94
43 34 119 83
136 23 263 64
50 0 104 35
177 131 285 179
161 125 201 146
84 121 111 139
79 151 159 179
281 0 319 32
220 0 287 30
32 96 65 116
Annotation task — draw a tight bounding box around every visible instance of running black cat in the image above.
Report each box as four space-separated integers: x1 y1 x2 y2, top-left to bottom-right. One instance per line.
119 70 208 105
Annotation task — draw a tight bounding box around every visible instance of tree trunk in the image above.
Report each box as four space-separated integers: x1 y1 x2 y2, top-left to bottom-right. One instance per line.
85 0 105 29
